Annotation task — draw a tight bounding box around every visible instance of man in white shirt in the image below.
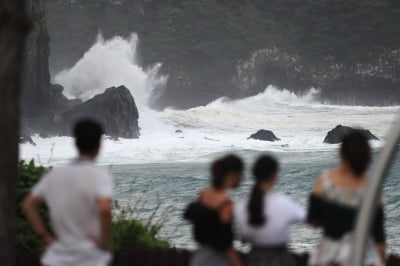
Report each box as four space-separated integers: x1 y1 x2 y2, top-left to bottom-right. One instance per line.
23 119 113 266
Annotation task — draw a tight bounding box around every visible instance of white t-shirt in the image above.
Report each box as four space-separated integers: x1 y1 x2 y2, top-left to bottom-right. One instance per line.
234 192 305 246
32 160 113 266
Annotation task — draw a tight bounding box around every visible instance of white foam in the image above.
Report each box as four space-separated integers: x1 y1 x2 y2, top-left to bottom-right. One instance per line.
21 34 400 165
53 33 173 137
54 34 167 104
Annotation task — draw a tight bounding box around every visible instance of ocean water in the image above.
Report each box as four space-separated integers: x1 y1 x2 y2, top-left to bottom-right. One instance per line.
20 34 400 253
108 150 400 254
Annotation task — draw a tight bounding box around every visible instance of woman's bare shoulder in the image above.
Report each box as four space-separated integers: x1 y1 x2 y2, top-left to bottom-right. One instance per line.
312 174 325 196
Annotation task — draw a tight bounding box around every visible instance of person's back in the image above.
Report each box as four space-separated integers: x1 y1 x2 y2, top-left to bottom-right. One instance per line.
23 119 113 266
234 155 305 266
34 162 112 245
184 155 244 266
235 192 304 246
307 130 385 266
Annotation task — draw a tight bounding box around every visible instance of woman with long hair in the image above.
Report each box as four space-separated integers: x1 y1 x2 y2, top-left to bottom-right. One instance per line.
234 155 305 266
184 154 244 266
307 130 386 266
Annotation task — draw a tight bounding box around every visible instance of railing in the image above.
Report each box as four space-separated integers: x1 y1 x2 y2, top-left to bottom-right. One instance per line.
352 116 400 266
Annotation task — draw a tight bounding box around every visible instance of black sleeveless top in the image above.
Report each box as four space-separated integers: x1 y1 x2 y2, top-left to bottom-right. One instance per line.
307 194 385 242
184 201 233 251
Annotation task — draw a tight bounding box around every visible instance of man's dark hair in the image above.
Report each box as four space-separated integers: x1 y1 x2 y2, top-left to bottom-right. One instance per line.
341 129 371 176
73 119 103 154
211 154 244 189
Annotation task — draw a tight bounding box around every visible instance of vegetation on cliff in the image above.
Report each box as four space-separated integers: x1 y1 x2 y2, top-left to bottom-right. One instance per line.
135 0 400 68
48 0 400 107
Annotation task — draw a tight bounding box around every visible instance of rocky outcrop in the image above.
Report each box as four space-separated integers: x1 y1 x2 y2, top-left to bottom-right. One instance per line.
20 0 141 140
235 47 400 105
21 85 140 139
234 48 311 95
19 135 36 146
58 86 140 139
323 125 379 144
248 130 281 142
21 0 73 140
22 0 68 119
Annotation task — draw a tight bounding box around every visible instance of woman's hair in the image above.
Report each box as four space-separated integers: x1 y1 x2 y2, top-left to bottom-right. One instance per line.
211 154 244 189
248 155 278 227
340 130 371 177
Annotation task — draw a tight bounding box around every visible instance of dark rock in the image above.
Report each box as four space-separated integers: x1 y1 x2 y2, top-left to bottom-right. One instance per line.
20 124 37 146
19 135 36 146
248 130 281 142
21 0 69 119
58 86 140 139
20 0 77 139
204 137 220 142
104 136 120 141
175 130 183 134
234 48 311 96
323 125 379 144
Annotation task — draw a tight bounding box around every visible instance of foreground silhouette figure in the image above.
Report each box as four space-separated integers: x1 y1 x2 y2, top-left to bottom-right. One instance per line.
23 119 113 266
307 130 386 266
235 155 305 266
184 154 244 266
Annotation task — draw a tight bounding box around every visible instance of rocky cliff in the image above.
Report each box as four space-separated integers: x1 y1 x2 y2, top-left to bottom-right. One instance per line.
235 48 400 105
45 0 400 108
21 0 140 139
22 0 69 120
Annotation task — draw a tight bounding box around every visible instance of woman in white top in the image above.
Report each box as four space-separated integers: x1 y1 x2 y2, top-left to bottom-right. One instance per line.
234 155 305 266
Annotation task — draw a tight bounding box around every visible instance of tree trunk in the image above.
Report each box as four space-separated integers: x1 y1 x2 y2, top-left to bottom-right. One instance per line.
0 1 31 265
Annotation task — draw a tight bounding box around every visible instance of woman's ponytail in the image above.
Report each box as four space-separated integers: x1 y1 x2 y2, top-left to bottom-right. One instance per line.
247 155 278 227
248 182 266 226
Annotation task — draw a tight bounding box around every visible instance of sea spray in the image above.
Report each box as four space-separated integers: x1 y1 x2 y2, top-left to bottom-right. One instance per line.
54 33 172 136
54 33 167 104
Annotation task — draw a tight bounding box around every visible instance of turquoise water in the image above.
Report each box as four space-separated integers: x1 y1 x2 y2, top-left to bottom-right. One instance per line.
111 149 400 254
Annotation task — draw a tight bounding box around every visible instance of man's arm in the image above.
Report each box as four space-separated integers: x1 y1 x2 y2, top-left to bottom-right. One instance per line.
22 195 55 245
90 198 112 250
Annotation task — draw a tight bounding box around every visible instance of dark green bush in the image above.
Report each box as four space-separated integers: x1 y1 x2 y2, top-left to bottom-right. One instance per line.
112 215 169 265
16 160 49 254
112 218 168 250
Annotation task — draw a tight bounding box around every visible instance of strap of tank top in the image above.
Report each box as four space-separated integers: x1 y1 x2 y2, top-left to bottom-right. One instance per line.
198 191 231 210
321 171 333 195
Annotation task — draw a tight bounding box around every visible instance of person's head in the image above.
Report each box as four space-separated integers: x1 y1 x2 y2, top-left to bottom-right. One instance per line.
248 155 279 227
73 119 104 159
253 155 279 186
211 154 244 190
340 129 371 177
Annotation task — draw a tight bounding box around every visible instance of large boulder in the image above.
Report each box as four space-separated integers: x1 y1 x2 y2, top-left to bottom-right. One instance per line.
323 125 379 144
58 86 140 139
248 130 281 142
